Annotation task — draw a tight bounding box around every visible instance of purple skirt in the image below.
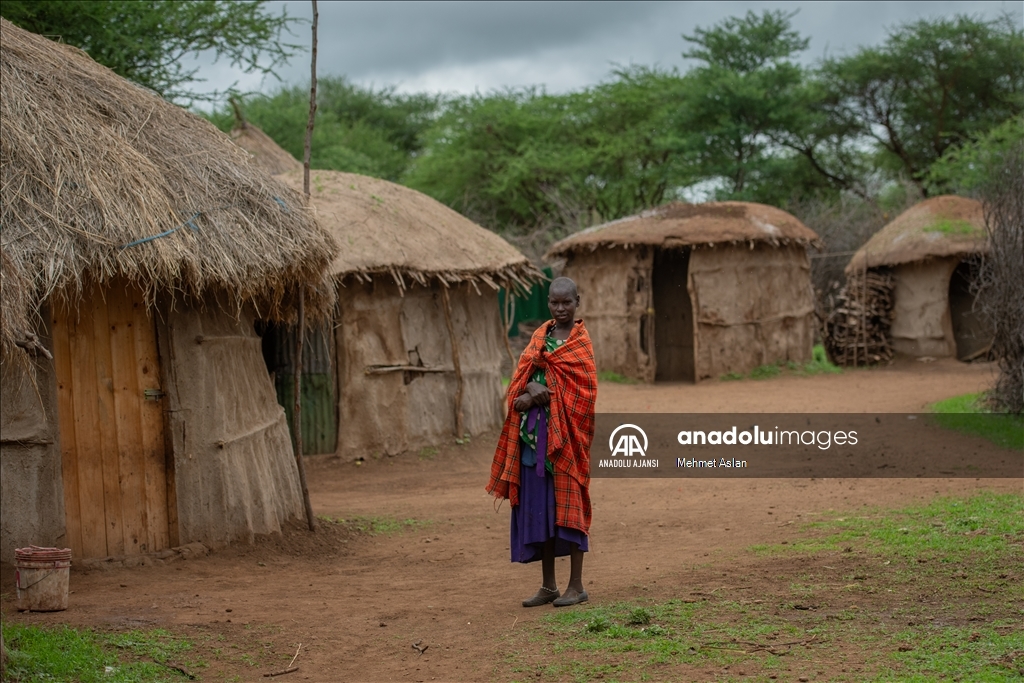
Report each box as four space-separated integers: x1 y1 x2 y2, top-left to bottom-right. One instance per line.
510 443 589 564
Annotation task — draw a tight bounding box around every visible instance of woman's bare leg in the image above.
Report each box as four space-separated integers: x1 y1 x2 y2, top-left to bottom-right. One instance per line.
541 538 557 590
561 546 585 598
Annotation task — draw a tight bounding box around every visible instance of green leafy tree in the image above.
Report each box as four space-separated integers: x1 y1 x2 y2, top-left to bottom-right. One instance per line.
677 10 833 203
925 117 1024 196
406 68 690 234
209 77 441 181
809 14 1024 194
0 0 298 102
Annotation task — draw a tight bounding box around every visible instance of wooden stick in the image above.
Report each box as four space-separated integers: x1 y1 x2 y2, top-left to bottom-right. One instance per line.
291 0 318 533
502 291 516 367
263 667 298 678
441 286 465 438
303 0 318 197
294 288 316 531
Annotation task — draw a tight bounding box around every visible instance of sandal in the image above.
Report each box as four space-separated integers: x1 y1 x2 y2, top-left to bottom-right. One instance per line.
522 586 560 607
553 590 588 607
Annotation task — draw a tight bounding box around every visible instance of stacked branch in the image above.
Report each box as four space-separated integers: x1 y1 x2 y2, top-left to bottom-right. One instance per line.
822 270 895 366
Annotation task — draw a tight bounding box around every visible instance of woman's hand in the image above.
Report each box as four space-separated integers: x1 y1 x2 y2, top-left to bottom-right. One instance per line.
525 381 550 406
513 392 533 412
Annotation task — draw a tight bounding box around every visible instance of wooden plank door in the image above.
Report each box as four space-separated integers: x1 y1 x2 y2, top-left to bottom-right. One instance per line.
53 281 174 559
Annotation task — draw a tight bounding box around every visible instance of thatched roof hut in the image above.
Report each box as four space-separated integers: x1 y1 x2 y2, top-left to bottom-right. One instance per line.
844 196 990 360
846 195 986 271
547 201 820 382
0 19 338 562
257 168 543 456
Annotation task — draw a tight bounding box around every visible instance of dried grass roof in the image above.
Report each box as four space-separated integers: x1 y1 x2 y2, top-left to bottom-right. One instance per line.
0 245 32 359
846 196 986 272
0 18 338 353
230 123 303 176
275 169 542 292
546 201 821 258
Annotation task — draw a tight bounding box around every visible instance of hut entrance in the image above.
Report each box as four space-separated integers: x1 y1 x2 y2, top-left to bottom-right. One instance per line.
260 322 337 455
652 248 695 382
51 281 175 560
948 260 993 361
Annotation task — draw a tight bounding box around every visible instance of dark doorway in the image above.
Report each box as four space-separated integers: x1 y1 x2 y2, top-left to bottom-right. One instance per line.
652 248 694 381
948 259 993 361
258 321 338 454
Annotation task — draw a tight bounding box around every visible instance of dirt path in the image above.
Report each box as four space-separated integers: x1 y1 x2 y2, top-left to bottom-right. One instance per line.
3 360 1017 682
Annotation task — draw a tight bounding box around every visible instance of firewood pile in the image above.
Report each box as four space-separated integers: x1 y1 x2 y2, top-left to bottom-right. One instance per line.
822 270 895 366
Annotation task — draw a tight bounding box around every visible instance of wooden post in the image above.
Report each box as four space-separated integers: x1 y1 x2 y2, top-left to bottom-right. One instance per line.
441 286 465 439
303 0 318 197
294 289 316 531
293 0 318 532
502 289 516 366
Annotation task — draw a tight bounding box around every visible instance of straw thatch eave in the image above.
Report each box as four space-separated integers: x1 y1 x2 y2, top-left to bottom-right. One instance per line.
546 201 821 259
845 195 986 273
0 245 33 359
0 18 338 354
275 169 543 294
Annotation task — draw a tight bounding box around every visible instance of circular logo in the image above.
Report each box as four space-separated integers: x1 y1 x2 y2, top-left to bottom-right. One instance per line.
609 423 648 457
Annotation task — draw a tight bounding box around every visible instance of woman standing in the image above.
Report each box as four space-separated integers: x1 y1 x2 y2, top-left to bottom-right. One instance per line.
487 277 597 607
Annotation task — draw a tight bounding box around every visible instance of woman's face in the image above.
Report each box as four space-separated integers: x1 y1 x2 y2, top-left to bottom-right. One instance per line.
548 289 578 324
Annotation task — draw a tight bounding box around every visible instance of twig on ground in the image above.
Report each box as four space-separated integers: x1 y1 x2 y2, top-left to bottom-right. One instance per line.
701 634 819 656
262 667 298 678
262 643 302 678
156 661 195 680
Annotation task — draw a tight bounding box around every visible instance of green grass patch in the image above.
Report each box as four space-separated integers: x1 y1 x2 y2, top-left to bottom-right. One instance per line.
751 492 1024 575
597 370 638 384
327 515 431 536
881 623 1024 681
749 363 782 380
720 345 841 382
2 624 198 682
803 343 844 375
930 392 1024 450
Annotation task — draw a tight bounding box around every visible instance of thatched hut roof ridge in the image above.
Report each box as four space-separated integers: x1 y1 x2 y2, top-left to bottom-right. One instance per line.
0 17 338 351
846 195 986 272
230 123 303 176
546 201 821 258
276 170 543 292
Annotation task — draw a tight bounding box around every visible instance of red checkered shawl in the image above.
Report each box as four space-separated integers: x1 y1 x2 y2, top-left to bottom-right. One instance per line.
486 320 597 534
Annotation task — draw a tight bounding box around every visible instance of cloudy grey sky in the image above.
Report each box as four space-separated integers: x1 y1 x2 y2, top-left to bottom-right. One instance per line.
192 1 1021 98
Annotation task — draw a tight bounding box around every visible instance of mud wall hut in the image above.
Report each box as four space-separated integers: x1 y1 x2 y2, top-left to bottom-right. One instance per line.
546 202 820 383
845 196 990 360
265 169 541 457
0 19 337 563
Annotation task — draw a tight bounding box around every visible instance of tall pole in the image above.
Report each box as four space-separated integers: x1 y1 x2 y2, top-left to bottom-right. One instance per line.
303 0 318 196
294 0 318 532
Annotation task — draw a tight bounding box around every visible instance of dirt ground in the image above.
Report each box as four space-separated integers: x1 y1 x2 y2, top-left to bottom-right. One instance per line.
3 358 1020 682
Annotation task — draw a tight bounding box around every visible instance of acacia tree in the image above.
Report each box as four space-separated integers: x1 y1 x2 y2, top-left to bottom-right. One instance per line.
406 68 689 235
677 10 833 202
0 0 299 102
797 14 1024 195
210 78 441 181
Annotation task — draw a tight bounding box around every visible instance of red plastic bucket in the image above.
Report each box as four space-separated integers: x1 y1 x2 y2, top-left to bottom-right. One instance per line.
15 546 72 612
